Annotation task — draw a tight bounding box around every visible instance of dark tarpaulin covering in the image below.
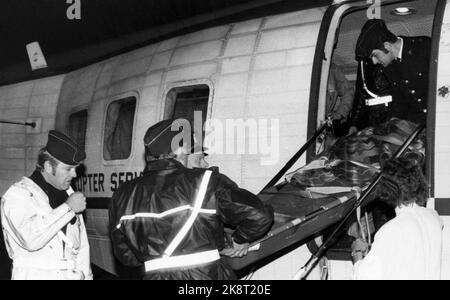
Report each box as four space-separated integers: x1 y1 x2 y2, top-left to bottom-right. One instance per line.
266 118 425 217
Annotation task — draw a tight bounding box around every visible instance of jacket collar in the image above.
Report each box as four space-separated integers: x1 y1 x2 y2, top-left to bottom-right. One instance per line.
143 158 185 173
29 170 73 227
395 202 419 215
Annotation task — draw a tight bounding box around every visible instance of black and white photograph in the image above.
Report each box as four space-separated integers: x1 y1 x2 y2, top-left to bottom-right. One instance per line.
0 0 449 285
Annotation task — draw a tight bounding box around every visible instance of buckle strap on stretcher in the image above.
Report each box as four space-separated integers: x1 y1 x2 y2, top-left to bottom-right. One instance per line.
13 258 76 270
145 249 220 272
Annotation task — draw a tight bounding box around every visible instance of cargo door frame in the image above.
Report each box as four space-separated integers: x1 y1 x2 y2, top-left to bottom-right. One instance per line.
306 0 368 164
429 0 448 215
305 0 446 261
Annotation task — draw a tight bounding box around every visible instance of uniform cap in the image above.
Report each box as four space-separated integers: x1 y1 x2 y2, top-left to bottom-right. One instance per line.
46 130 85 166
144 119 192 156
355 19 397 60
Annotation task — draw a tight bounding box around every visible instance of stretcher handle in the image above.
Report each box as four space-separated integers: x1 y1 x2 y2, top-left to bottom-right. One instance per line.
299 123 425 280
260 120 332 193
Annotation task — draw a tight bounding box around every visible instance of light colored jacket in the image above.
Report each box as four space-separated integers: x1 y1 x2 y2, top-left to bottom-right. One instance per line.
354 204 443 280
1 177 92 280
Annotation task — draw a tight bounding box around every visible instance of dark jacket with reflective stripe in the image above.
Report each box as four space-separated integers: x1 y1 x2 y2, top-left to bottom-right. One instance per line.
109 159 274 280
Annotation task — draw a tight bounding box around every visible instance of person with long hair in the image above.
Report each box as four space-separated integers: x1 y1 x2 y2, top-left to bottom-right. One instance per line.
352 157 443 280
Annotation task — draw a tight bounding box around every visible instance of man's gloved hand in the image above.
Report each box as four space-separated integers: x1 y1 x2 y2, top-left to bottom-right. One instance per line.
220 239 249 258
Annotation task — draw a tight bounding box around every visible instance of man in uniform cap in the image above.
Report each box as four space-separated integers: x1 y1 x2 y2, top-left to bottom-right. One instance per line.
1 130 92 280
109 119 274 280
349 19 431 133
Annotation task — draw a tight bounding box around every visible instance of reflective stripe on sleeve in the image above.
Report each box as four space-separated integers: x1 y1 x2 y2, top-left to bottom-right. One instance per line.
116 207 216 229
145 249 220 272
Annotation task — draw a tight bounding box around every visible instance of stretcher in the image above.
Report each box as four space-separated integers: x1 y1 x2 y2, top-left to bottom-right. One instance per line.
225 118 425 272
226 186 359 270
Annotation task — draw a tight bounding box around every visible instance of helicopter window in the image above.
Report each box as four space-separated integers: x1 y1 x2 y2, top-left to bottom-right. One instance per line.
164 84 210 145
103 96 136 160
68 109 88 153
